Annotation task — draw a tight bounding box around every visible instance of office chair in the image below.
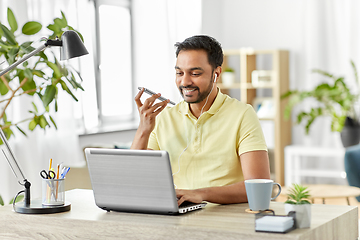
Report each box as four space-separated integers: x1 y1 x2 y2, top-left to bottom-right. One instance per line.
344 144 360 202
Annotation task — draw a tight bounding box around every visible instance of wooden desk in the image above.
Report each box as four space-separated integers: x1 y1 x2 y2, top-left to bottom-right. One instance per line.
0 189 358 240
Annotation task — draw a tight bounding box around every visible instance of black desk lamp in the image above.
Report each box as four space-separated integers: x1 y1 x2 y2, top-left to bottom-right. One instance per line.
0 30 88 213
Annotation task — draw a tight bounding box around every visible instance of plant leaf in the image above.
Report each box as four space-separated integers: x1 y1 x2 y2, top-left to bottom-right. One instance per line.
0 79 9 95
31 102 38 113
46 61 61 79
7 47 19 65
312 69 335 79
351 60 359 86
59 80 78 101
9 195 24 204
55 99 58 112
20 78 36 96
49 115 58 130
19 41 34 54
61 11 68 25
42 85 57 107
0 195 4 206
22 21 42 35
39 115 49 129
46 23 61 34
29 120 37 131
23 68 33 82
0 23 3 38
16 125 27 137
0 24 16 45
32 70 45 78
7 8 18 33
54 17 67 29
286 184 311 204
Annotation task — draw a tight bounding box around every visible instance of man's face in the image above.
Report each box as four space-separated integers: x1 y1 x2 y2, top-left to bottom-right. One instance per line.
175 50 214 104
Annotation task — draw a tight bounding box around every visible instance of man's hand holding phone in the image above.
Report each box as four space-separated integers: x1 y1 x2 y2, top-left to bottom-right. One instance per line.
134 88 170 139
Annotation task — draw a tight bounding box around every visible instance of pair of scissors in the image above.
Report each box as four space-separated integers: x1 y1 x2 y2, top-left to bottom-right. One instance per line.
40 170 56 179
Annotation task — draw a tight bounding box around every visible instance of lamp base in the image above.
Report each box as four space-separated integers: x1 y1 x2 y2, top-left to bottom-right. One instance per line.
14 200 71 214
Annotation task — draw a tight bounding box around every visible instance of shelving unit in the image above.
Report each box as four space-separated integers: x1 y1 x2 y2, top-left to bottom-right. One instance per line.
218 49 291 186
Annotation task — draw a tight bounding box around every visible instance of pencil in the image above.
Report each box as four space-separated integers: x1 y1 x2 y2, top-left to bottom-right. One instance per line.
56 164 60 200
47 158 53 203
49 158 52 171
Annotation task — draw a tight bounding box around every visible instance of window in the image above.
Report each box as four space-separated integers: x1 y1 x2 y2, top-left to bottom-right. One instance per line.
96 1 133 121
81 0 134 131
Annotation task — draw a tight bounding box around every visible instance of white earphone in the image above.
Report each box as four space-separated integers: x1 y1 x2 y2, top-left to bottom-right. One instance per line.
213 73 218 83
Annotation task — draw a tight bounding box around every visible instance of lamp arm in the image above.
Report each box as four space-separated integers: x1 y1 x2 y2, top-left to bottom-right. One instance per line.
0 44 48 77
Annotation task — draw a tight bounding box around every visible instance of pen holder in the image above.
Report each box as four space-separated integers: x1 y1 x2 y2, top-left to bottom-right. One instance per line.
42 178 65 206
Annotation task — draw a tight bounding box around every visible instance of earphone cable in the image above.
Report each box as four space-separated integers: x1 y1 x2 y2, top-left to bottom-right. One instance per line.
172 81 216 188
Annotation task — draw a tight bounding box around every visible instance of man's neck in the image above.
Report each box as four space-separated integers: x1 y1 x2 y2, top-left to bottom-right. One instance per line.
189 87 218 119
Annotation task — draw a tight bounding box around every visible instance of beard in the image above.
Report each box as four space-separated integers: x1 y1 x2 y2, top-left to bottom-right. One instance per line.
178 76 214 104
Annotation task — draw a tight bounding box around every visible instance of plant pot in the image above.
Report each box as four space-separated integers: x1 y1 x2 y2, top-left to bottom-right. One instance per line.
340 125 360 148
221 72 235 87
284 204 311 228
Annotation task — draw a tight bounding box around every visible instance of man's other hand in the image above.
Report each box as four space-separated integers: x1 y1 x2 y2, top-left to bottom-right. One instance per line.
176 189 204 206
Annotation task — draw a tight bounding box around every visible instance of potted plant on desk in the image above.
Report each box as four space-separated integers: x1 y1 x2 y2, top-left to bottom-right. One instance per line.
284 184 311 228
221 67 235 87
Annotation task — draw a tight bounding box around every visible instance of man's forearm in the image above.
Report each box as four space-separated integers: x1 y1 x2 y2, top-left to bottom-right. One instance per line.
176 182 248 205
130 129 151 150
198 182 248 204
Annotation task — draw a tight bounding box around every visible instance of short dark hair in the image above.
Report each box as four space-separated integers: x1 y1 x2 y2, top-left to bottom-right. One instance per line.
174 35 223 70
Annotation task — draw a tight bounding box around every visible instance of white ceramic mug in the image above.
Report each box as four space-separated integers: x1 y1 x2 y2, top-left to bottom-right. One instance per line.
245 179 281 211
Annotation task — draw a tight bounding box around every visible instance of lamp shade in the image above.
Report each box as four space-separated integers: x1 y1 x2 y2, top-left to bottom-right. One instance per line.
60 30 89 60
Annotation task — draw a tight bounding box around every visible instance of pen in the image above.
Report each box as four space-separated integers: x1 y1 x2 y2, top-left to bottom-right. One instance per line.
61 167 70 179
138 87 176 105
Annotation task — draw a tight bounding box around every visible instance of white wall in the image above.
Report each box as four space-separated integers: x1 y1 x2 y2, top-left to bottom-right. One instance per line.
82 1 307 150
201 0 349 185
202 0 343 148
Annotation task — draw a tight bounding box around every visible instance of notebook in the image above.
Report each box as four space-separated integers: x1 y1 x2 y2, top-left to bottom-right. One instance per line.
84 148 207 214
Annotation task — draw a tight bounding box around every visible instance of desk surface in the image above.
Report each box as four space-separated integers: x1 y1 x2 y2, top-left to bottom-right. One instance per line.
0 189 358 240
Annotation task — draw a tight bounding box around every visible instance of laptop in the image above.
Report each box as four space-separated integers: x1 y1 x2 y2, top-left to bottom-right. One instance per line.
84 148 207 214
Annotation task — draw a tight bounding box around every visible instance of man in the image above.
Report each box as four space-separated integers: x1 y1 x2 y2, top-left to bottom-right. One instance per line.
131 35 270 206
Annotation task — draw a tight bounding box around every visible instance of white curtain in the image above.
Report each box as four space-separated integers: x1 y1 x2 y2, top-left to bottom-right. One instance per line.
0 0 88 202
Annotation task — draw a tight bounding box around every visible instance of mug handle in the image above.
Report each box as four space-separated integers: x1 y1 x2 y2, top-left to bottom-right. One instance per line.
271 183 282 200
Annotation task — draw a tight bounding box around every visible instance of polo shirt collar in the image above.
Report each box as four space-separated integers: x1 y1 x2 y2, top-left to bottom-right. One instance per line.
178 88 226 116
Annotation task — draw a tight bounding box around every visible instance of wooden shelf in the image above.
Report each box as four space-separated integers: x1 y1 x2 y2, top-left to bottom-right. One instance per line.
217 83 275 90
221 49 291 186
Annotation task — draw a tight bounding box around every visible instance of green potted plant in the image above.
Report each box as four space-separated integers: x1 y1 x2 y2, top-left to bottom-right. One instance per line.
281 60 360 147
0 8 85 210
284 184 311 228
0 8 84 142
221 66 235 87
